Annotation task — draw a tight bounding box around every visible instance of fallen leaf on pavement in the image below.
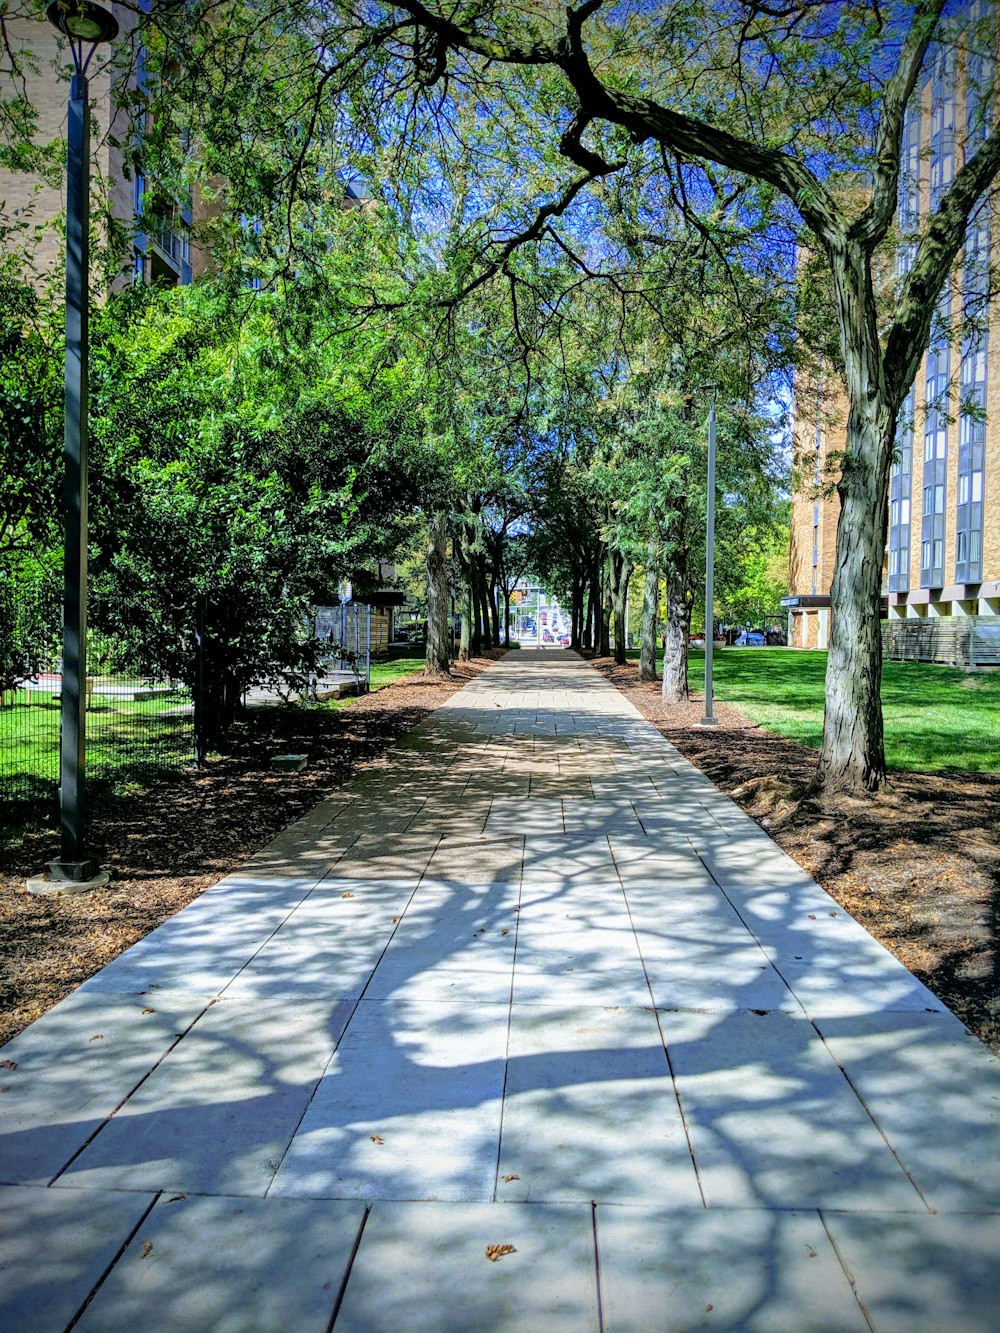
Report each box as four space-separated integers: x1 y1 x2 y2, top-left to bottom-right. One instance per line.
341 891 354 899
370 1134 385 1145
140 1242 153 1259
485 1244 516 1262
502 1174 520 1183
0 1060 15 1070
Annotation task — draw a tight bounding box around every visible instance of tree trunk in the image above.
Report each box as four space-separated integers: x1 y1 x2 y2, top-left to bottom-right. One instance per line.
477 559 493 650
459 569 473 662
424 511 451 676
661 575 690 703
503 590 511 648
638 541 660 682
489 578 501 646
609 549 630 666
583 573 596 652
599 559 611 658
815 246 897 795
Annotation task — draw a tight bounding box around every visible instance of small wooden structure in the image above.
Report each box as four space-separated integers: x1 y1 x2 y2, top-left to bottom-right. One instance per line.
882 616 1000 668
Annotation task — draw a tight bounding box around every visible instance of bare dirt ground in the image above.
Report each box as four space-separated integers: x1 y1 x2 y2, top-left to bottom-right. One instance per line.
0 655 502 1048
593 656 1000 1053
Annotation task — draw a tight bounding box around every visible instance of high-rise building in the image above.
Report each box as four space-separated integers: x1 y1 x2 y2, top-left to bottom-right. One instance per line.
0 5 194 289
786 25 1000 650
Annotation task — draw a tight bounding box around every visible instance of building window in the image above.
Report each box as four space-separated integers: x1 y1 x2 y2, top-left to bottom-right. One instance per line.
889 385 915 593
922 540 932 568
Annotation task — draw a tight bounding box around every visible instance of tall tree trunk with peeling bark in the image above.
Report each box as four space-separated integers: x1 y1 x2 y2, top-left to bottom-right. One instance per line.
661 574 691 704
638 540 660 682
425 512 451 676
456 523 474 663
815 244 899 794
609 548 631 666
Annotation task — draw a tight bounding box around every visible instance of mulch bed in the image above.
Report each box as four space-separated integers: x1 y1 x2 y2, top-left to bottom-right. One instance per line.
592 656 1000 1053
0 654 504 1048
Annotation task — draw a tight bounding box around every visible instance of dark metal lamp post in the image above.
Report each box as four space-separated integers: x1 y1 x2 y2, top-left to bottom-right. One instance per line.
45 1 119 885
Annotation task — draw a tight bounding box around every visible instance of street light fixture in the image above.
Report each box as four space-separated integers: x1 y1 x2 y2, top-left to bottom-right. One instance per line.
43 1 119 887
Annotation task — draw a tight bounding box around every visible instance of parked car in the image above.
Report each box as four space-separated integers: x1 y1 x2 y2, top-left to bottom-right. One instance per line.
734 629 767 647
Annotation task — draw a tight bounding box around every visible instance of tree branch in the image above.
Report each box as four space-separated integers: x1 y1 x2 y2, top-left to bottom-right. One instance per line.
849 0 948 250
885 128 1000 399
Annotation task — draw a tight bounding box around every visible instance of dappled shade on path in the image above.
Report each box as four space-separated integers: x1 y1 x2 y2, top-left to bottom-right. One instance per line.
2 651 999 1330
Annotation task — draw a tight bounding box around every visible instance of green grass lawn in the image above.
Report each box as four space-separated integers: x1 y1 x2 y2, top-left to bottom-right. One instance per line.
370 649 427 690
629 647 1000 773
321 649 427 711
0 690 193 791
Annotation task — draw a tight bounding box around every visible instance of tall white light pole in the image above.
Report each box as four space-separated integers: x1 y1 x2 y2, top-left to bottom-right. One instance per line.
698 392 719 728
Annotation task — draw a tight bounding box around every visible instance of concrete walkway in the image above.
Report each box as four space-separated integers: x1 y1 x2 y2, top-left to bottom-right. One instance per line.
2 650 999 1331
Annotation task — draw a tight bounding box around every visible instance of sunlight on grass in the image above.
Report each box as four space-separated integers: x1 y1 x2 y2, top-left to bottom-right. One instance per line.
632 647 1000 773
323 650 426 711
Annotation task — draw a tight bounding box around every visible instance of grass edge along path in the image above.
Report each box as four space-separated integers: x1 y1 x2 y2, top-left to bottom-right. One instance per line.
645 648 1000 774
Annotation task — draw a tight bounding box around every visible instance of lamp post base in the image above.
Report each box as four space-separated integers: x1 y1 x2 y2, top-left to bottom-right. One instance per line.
25 860 110 895
696 715 720 728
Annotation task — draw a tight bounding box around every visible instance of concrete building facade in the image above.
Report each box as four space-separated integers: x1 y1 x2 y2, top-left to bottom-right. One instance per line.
0 5 194 290
787 20 1000 649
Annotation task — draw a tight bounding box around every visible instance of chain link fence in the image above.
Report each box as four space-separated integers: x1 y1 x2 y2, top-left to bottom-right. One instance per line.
0 577 194 814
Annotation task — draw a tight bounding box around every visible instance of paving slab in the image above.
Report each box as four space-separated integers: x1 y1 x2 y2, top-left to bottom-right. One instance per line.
76 1194 364 1332
498 1005 701 1204
334 1200 599 1332
597 1205 867 1331
57 996 354 1196
4 649 1000 1329
269 1000 510 1201
0 990 210 1185
0 1185 157 1332
664 1008 926 1210
813 1010 1000 1212
821 1210 1000 1331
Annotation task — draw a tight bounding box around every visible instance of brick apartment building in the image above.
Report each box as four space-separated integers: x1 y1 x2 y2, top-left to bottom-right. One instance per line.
0 4 196 289
786 27 1000 653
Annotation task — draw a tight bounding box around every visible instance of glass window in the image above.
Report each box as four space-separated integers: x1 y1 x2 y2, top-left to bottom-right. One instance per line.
957 531 968 563
923 486 933 515
934 539 944 568
971 530 982 562
935 484 945 514
891 499 899 526
972 471 983 501
890 548 899 575
902 498 911 526
959 473 970 505
922 540 932 568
